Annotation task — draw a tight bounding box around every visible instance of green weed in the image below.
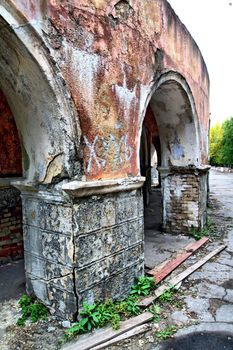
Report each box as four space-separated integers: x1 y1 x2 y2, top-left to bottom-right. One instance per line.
159 287 174 303
156 325 178 340
17 294 48 326
190 220 214 241
97 299 121 329
66 295 142 339
115 297 140 317
130 276 155 296
65 276 155 341
149 304 161 322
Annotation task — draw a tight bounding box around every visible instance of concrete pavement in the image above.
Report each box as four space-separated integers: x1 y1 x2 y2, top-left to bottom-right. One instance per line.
0 259 25 302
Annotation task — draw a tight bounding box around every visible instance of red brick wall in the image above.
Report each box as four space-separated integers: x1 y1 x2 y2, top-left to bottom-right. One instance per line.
0 202 23 262
0 89 22 177
0 90 23 263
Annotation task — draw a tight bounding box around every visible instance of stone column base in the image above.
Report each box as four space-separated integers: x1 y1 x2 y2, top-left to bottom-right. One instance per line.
159 166 210 234
13 177 145 320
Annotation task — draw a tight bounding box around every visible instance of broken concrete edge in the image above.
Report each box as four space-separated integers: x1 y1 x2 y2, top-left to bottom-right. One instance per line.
152 323 233 350
0 177 23 188
11 180 38 192
62 177 145 198
159 165 211 177
11 180 65 203
62 312 154 350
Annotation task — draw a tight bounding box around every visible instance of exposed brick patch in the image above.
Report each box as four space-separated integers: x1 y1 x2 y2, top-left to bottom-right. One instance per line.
0 189 23 263
162 168 208 233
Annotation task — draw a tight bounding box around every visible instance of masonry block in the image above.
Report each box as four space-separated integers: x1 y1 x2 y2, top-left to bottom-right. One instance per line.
20 190 142 320
24 225 73 266
73 196 116 235
0 186 23 262
161 167 209 233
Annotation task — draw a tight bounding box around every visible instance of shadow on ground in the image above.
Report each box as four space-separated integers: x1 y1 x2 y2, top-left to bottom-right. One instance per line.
160 332 233 350
0 259 26 302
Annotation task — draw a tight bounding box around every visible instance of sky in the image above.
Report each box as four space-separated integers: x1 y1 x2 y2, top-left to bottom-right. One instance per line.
168 0 233 126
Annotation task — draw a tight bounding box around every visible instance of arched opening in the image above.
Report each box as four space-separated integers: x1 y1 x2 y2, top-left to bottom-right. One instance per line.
140 104 162 231
0 88 25 298
149 80 198 169
140 75 203 269
0 7 79 183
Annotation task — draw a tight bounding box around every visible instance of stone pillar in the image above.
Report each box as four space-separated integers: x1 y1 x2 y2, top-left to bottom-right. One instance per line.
13 181 77 320
63 177 145 308
159 166 210 234
14 177 145 320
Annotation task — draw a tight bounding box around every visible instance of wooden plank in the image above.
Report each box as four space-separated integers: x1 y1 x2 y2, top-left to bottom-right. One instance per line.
146 260 168 275
139 244 226 308
91 324 152 350
147 237 209 276
147 237 209 284
62 312 153 350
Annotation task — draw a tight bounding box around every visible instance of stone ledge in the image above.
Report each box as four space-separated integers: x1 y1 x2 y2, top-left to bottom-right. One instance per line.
62 177 145 198
159 165 210 177
11 180 37 192
0 177 24 188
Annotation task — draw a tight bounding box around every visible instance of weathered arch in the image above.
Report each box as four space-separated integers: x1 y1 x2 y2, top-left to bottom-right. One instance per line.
0 2 80 183
138 72 208 233
138 72 200 172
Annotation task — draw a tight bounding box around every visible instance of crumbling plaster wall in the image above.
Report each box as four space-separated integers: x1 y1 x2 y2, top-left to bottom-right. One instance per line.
7 0 209 181
0 0 210 319
0 89 22 176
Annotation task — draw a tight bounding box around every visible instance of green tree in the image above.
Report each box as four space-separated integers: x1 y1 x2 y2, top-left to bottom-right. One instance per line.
209 123 223 166
221 117 233 167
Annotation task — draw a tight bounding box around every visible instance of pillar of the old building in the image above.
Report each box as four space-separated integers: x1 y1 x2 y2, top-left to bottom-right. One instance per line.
13 178 144 320
15 185 77 320
160 166 210 234
63 179 144 313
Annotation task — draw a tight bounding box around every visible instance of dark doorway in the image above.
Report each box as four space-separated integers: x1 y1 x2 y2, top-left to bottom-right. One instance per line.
0 89 25 298
140 105 163 269
140 76 200 269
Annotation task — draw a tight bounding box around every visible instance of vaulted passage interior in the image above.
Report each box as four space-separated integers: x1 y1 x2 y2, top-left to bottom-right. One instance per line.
140 76 209 268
